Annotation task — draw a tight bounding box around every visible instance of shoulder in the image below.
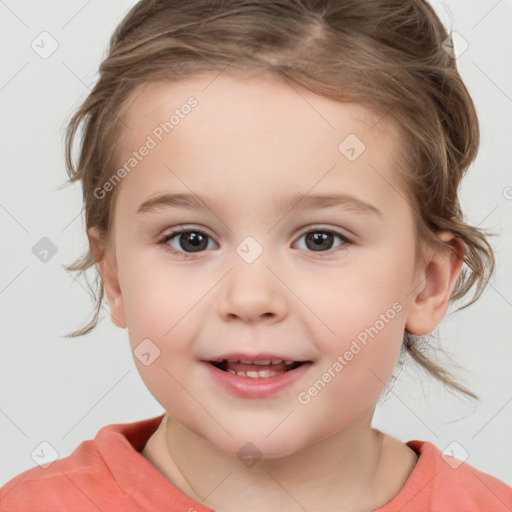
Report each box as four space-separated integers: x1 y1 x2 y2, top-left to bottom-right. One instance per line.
0 443 108 511
377 439 512 512
0 415 166 512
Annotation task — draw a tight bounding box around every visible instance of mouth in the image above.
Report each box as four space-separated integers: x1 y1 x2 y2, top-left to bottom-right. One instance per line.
203 355 313 398
207 358 308 378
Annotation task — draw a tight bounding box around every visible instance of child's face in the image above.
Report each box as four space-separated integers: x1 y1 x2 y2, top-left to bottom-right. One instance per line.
99 71 427 457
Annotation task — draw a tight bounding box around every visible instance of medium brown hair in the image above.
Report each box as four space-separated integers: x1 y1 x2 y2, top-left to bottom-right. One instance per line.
63 0 495 398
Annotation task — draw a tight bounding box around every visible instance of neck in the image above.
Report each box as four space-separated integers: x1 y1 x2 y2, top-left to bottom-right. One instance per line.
142 409 415 512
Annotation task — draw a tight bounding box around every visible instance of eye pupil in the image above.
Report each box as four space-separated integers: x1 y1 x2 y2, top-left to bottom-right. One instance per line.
188 233 201 245
306 232 333 251
181 232 207 252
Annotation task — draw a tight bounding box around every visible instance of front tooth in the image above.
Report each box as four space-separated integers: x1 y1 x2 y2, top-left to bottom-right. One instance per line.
271 359 284 364
226 369 236 374
236 371 246 376
258 370 283 377
253 359 271 365
240 359 252 364
246 370 285 378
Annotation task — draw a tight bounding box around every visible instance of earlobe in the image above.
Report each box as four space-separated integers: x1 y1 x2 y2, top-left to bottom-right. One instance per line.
405 232 465 336
108 296 127 329
87 227 127 329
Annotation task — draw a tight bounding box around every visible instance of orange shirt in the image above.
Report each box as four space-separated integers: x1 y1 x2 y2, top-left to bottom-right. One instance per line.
1 415 511 511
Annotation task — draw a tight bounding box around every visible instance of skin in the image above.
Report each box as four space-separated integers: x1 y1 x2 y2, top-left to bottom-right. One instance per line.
89 70 465 512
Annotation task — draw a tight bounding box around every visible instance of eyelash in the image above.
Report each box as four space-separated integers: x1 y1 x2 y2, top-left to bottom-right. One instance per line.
157 225 353 260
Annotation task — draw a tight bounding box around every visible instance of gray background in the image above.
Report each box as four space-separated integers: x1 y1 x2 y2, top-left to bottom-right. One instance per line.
1 0 511 487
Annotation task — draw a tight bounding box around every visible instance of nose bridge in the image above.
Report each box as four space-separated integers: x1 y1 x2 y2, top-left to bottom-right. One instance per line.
217 239 287 322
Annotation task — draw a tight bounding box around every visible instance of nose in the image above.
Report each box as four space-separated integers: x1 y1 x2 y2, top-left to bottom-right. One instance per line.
217 258 288 324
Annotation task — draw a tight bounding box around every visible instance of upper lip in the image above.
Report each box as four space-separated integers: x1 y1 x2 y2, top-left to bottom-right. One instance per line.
204 353 310 363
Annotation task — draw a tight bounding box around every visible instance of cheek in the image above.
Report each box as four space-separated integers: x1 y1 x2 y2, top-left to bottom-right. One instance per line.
118 257 206 408
306 249 412 342
315 298 406 396
296 301 407 435
119 248 200 337
118 251 215 378
299 243 412 395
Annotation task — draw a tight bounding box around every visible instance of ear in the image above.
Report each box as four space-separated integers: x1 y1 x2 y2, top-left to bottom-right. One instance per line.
405 231 465 335
88 227 127 329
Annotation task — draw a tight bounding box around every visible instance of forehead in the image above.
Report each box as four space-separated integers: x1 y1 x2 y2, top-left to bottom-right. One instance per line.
113 71 408 217
120 70 398 142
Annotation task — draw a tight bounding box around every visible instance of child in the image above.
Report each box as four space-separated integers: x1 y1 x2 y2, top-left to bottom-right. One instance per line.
1 0 511 510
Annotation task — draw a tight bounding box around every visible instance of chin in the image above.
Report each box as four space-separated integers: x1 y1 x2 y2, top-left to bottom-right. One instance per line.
202 423 311 462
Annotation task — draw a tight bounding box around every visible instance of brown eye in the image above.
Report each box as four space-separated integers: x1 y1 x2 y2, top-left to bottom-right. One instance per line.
158 225 352 259
158 227 217 256
294 228 350 255
175 231 208 252
304 231 335 251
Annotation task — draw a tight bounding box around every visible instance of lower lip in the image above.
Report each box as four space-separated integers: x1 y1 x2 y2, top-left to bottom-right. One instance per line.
202 361 312 399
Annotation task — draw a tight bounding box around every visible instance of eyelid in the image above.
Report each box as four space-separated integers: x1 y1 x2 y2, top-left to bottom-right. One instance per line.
294 224 353 240
158 224 215 240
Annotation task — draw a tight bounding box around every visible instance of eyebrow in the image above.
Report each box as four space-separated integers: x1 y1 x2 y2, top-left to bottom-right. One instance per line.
136 192 382 218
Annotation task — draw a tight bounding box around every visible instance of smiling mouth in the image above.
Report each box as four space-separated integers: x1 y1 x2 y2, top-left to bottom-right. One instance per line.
209 359 306 378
